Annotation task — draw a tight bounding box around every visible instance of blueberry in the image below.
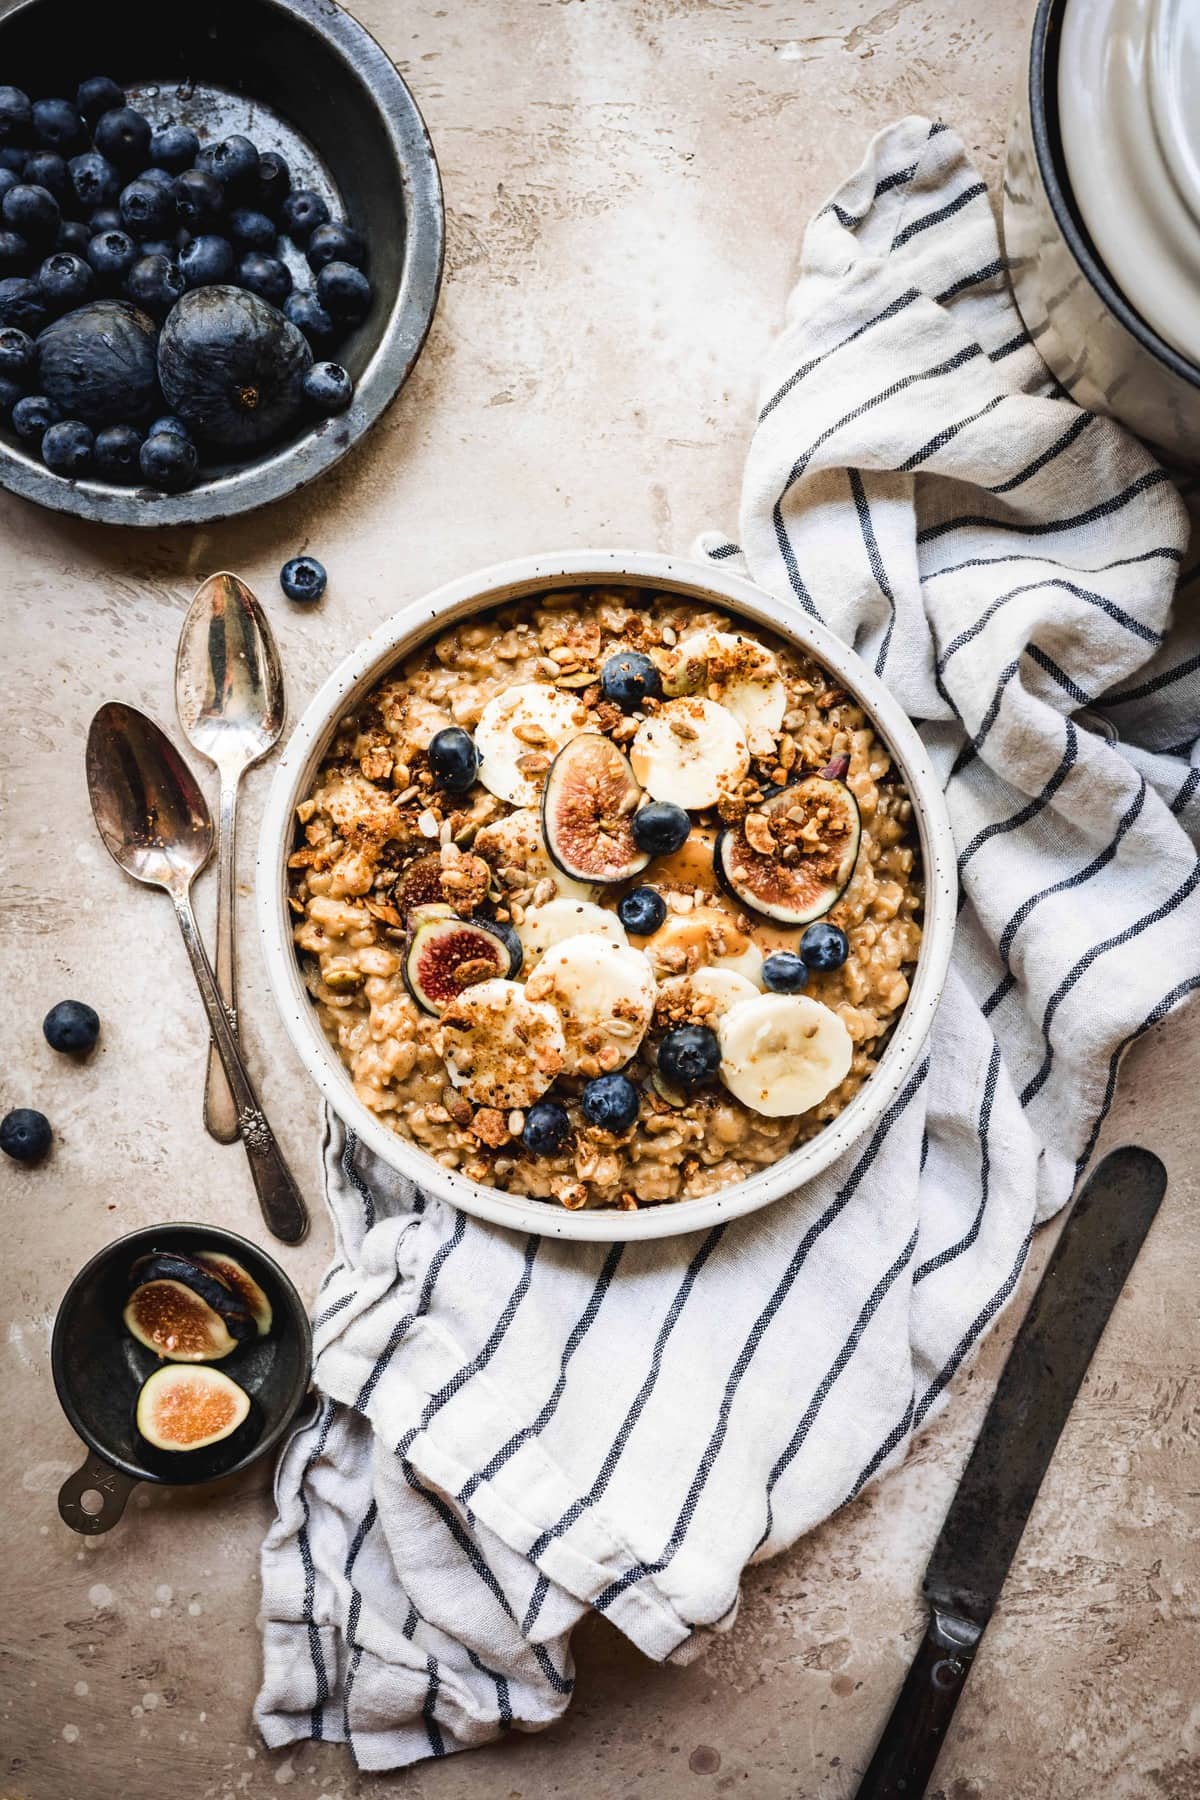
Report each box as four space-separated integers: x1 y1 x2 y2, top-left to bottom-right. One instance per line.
41 418 94 475
630 801 690 857
199 135 259 189
0 1107 52 1163
303 360 353 414
0 373 23 413
3 183 59 243
0 167 16 202
77 77 125 126
799 921 849 972
237 250 291 304
486 918 523 977
316 258 371 321
43 998 100 1054
280 555 327 602
427 726 477 792
36 251 93 311
600 650 662 711
93 106 152 170
617 886 667 935
94 422 143 481
120 176 173 237
279 187 329 243
178 232 233 288
88 206 121 233
139 429 198 491
22 151 68 202
136 239 172 260
761 951 808 994
0 276 46 331
148 124 198 174
173 168 224 228
522 1099 570 1155
56 218 91 255
126 251 183 318
0 231 29 275
0 87 32 148
0 324 34 378
306 220 366 272
11 393 60 441
86 228 138 289
31 98 85 153
657 1025 721 1090
284 289 336 348
250 151 291 215
0 147 26 173
147 413 188 439
580 1073 640 1133
228 206 276 249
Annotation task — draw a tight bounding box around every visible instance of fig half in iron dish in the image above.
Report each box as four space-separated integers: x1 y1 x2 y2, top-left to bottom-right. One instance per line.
192 1251 273 1338
129 1251 255 1343
123 1279 240 1362
135 1364 250 1451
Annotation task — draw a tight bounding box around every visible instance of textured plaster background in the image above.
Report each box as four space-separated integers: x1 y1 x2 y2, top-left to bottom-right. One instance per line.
3 2 1199 1797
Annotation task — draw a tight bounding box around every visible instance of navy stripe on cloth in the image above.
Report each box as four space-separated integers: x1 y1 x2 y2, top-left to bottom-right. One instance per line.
914 1043 1000 1283
758 287 921 422
847 468 898 676
957 719 1079 876
352 1211 467 1414
915 465 1173 546
298 1400 337 1740
987 410 1094 495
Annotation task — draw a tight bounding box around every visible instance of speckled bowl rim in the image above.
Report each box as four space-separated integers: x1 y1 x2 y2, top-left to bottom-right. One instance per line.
256 551 957 1243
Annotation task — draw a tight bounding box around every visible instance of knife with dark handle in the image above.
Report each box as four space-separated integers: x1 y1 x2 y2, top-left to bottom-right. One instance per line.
855 1144 1167 1800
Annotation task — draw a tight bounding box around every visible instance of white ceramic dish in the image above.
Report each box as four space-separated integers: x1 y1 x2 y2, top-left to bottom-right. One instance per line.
256 551 957 1242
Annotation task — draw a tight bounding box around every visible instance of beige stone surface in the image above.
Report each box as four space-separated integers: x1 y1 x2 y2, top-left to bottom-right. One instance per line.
2 2 1197 1796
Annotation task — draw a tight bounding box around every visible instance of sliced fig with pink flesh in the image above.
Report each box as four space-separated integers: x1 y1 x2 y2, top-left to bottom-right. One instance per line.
715 771 860 925
135 1365 251 1452
404 916 515 1014
542 734 650 885
123 1279 239 1362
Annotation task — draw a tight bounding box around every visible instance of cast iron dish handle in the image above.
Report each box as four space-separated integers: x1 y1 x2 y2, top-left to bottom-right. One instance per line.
854 1607 982 1799
58 1451 138 1536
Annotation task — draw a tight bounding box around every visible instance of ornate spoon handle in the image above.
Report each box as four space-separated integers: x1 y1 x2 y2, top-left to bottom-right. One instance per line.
173 888 309 1244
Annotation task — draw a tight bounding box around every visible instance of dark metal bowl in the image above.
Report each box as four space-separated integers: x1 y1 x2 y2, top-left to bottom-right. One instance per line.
52 1222 313 1533
0 0 443 525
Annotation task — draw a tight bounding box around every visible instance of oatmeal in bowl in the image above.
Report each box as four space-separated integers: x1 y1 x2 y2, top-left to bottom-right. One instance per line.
261 553 955 1238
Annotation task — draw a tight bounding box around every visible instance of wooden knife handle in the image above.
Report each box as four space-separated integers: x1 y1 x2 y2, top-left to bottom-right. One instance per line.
854 1607 983 1800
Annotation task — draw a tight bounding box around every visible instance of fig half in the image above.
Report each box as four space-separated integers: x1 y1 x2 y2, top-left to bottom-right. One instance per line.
123 1279 239 1362
542 734 650 884
404 915 514 1014
716 769 860 925
192 1252 273 1337
136 1365 250 1452
129 1252 255 1343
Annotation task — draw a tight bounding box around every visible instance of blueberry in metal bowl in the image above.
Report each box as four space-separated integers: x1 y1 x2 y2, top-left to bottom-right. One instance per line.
0 0 443 527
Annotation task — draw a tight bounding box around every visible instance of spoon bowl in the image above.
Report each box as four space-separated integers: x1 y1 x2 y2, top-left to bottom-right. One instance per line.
176 574 286 773
86 702 213 895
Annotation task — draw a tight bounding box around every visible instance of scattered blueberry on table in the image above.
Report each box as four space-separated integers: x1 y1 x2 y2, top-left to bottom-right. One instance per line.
43 999 100 1054
0 1106 52 1163
799 922 850 971
280 555 327 603
0 74 374 491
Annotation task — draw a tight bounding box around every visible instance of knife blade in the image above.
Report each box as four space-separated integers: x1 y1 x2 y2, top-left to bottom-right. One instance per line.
855 1143 1166 1800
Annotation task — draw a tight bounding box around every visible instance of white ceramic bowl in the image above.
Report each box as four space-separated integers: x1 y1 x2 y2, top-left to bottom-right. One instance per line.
256 551 957 1242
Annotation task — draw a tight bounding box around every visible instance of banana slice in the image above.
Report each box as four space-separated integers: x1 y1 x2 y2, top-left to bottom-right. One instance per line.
475 807 595 904
475 684 591 806
517 897 628 962
630 698 749 811
717 993 852 1117
524 934 656 1073
641 905 765 985
440 978 566 1109
668 630 787 734
656 966 761 1026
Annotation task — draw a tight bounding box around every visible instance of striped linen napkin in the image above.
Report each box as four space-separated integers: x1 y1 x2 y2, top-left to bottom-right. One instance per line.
256 116 1200 1770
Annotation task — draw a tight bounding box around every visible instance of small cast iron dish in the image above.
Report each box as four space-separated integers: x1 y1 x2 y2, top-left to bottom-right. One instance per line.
256 549 958 1245
52 1222 312 1534
0 0 444 525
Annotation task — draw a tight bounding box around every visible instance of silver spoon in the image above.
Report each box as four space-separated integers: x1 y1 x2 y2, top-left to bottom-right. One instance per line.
85 702 308 1245
175 573 285 1144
